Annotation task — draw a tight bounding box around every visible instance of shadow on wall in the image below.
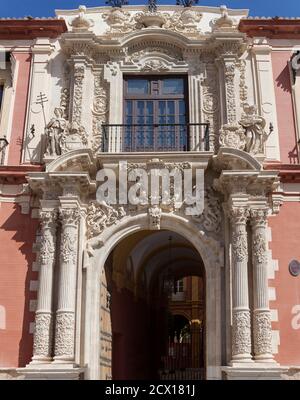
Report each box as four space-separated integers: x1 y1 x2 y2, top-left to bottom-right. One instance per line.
0 203 39 367
275 63 292 93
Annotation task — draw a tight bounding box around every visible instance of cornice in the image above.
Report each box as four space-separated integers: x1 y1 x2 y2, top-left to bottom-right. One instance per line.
0 19 67 40
239 18 300 39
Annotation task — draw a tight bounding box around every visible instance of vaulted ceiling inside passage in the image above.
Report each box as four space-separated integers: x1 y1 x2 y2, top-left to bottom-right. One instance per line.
112 230 205 292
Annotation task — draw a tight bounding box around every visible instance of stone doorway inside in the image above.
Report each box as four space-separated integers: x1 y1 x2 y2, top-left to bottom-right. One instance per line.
101 230 206 380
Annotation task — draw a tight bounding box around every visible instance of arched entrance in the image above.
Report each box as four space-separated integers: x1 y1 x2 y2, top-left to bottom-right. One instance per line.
84 212 222 380
105 230 206 380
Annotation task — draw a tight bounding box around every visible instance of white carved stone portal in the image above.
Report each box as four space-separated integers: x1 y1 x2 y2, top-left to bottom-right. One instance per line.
24 4 284 380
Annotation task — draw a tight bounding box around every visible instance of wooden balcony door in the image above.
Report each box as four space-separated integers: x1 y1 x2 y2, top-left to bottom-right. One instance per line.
124 76 189 152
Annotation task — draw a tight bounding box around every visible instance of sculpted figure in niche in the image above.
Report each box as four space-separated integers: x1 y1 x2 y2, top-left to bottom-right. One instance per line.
45 107 67 156
239 104 268 155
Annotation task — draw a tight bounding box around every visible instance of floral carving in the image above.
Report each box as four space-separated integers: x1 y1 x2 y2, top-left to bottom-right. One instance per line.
224 62 237 124
219 124 246 150
102 8 202 35
193 188 221 233
72 66 85 125
252 233 267 265
61 231 77 264
237 59 248 107
141 59 170 72
232 232 248 263
92 72 109 153
201 62 220 151
87 201 126 239
39 210 57 264
54 312 75 357
232 310 252 357
148 205 162 230
59 208 80 226
253 310 273 357
33 312 53 358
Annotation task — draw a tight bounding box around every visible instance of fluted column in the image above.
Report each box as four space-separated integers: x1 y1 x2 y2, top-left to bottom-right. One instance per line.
250 208 273 362
32 210 58 363
229 207 252 362
54 207 80 363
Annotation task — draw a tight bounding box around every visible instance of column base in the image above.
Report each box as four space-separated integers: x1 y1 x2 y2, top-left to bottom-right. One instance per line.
222 365 288 380
17 364 85 380
29 356 53 365
53 356 75 364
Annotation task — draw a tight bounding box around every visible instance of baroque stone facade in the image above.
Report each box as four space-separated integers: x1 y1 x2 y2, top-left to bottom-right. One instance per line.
0 3 300 382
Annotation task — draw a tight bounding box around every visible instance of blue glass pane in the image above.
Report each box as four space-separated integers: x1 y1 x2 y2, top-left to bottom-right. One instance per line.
146 101 153 115
127 79 149 94
166 101 175 115
159 101 165 115
179 100 185 115
126 100 132 115
137 101 144 115
163 78 184 95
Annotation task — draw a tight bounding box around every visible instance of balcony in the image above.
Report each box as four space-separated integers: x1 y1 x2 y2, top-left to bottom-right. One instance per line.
101 123 210 153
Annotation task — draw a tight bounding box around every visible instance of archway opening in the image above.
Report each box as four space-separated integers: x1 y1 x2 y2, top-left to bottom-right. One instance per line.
102 230 206 380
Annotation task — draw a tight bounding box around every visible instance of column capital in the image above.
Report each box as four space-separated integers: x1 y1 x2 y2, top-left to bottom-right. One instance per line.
250 208 268 228
39 209 58 229
59 207 80 227
228 206 249 225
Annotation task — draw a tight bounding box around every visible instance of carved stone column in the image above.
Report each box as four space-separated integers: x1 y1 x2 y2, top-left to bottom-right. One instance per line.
32 210 57 363
229 207 252 362
71 64 85 126
54 208 80 363
217 42 246 150
250 208 274 362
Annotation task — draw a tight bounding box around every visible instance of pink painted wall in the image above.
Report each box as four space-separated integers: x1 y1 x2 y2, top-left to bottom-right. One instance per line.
7 52 31 166
272 52 299 164
268 202 300 365
0 202 38 367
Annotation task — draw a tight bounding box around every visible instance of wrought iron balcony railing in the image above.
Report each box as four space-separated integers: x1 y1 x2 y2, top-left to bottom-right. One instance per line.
101 123 210 153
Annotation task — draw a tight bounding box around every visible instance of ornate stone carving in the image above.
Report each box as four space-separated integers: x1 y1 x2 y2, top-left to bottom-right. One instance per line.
237 59 248 107
252 233 267 264
232 232 248 263
232 310 252 358
239 104 268 155
163 9 202 34
33 312 53 358
103 8 134 33
70 5 92 31
87 201 126 239
253 310 273 357
72 65 85 125
59 208 80 226
39 227 56 265
229 207 249 225
60 88 70 120
44 108 87 157
224 62 237 124
141 59 170 72
61 231 77 264
148 205 162 230
201 62 220 151
193 188 221 233
54 312 75 357
45 108 67 157
92 72 109 153
102 8 202 35
60 122 88 154
212 5 237 32
219 124 246 150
